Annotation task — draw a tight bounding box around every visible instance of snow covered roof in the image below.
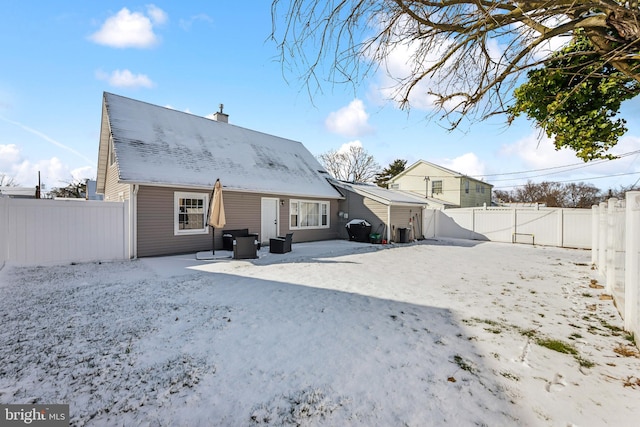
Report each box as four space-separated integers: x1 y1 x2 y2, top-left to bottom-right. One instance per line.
99 93 342 199
0 187 36 198
334 181 427 206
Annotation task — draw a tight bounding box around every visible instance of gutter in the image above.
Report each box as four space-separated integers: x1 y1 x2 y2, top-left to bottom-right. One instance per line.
131 184 139 259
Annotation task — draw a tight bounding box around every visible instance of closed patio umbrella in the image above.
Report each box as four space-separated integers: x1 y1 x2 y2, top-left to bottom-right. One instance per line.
207 179 226 254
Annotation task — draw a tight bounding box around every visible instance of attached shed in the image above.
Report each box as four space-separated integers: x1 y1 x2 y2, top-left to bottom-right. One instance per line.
333 181 427 243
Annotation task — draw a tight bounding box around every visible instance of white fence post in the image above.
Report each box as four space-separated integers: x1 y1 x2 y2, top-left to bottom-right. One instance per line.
0 197 7 269
591 205 599 266
598 202 607 275
625 191 640 337
606 198 618 295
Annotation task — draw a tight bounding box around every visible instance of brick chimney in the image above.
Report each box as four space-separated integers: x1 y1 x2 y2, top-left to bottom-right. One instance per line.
212 103 228 123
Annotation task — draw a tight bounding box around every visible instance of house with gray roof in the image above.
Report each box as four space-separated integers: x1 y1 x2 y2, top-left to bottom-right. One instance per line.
96 92 343 257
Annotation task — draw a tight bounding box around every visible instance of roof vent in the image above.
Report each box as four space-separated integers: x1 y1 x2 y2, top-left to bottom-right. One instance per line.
213 103 229 123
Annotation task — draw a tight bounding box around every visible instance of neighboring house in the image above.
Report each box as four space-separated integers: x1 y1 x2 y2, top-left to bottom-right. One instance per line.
388 160 493 208
0 187 37 198
85 179 103 201
96 92 343 257
333 181 427 242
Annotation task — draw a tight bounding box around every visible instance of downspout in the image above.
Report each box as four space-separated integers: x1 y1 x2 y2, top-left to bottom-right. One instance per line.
131 184 139 259
387 204 392 242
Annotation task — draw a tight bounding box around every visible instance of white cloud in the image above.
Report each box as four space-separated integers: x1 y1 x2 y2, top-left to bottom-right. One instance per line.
325 99 373 137
337 140 363 154
499 132 578 170
96 69 155 89
89 5 167 48
496 131 640 190
440 152 486 178
146 4 168 25
179 14 213 31
0 145 95 189
0 144 21 168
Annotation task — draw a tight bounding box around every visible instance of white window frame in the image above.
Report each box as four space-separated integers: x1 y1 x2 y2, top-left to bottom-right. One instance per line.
174 191 209 236
432 180 443 195
290 199 330 230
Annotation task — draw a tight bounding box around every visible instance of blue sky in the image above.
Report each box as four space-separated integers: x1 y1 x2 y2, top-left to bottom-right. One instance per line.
2 2 640 194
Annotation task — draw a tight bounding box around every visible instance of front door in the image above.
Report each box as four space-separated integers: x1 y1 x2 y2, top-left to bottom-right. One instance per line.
261 198 279 244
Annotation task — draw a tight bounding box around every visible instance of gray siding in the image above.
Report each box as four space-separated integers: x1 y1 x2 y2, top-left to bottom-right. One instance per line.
136 186 341 257
337 191 387 239
137 186 212 257
280 198 341 243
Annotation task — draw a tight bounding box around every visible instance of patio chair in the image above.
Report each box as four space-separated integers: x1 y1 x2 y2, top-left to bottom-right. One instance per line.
233 235 258 259
269 233 293 254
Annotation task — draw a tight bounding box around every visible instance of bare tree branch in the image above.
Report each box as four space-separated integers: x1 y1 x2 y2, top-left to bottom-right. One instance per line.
271 0 640 127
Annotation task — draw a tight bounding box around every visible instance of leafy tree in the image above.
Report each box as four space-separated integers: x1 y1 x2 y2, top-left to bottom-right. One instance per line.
375 159 407 188
508 32 640 161
271 1 640 158
318 145 380 182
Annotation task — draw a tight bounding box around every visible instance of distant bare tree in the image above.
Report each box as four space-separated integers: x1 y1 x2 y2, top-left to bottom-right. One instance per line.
607 184 640 200
0 173 18 187
496 180 604 207
49 180 87 199
318 145 380 182
564 182 602 207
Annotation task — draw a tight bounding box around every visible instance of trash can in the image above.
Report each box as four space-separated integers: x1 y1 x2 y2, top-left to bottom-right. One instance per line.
397 227 409 243
346 219 372 242
369 233 381 244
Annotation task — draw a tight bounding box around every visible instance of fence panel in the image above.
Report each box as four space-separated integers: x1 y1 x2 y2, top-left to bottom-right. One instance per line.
0 198 7 269
473 209 513 242
563 209 593 249
434 206 592 249
592 193 640 344
624 192 640 339
435 209 483 240
4 199 128 265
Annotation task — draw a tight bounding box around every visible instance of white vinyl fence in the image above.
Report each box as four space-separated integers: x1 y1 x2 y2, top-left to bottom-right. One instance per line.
592 192 640 341
0 198 129 267
426 205 592 249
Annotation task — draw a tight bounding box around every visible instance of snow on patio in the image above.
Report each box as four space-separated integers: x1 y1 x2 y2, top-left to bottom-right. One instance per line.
1 239 639 426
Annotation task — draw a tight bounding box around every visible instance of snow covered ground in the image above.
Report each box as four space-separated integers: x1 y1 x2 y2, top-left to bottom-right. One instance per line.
1 238 639 426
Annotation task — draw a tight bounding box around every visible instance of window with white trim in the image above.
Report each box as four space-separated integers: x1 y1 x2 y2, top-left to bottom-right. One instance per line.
174 192 209 235
290 200 330 229
431 180 443 194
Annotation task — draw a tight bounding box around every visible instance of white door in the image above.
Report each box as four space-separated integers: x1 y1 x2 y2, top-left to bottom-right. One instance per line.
261 198 279 244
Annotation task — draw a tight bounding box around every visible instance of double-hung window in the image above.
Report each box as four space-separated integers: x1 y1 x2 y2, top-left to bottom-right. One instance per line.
174 192 209 235
290 200 329 229
431 180 443 195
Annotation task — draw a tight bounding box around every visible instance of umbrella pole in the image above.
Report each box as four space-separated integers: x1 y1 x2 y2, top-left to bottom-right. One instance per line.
212 226 215 255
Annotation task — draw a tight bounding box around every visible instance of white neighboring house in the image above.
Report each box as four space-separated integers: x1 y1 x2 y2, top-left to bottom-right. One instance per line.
388 160 493 208
0 187 37 198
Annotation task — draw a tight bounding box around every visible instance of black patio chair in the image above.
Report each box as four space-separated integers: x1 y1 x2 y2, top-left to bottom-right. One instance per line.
233 235 258 259
269 233 293 254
